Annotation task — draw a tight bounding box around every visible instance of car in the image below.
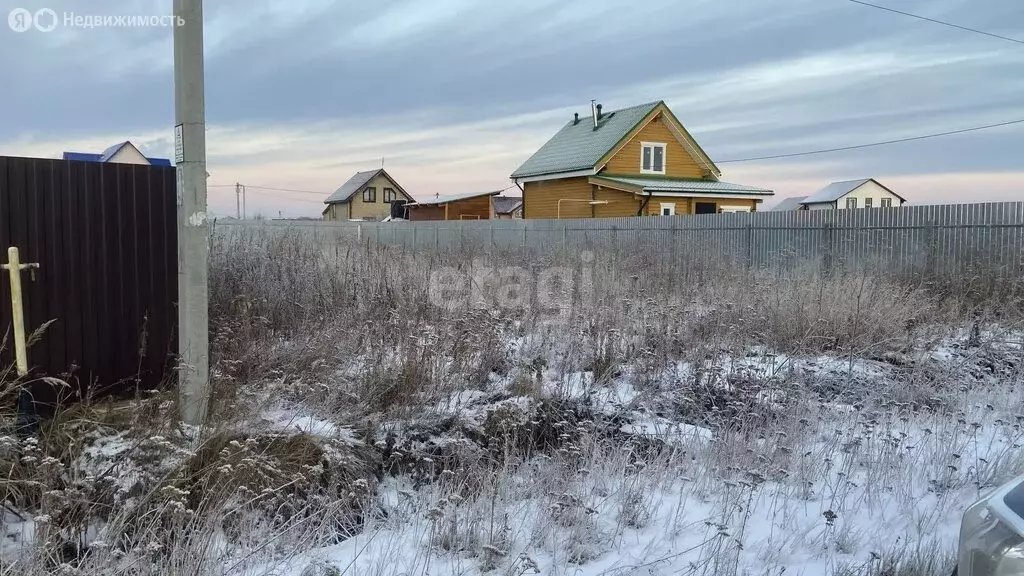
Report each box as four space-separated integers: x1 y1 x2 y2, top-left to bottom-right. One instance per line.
956 473 1024 575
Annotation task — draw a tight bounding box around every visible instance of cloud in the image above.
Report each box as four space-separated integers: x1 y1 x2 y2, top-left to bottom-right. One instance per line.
0 0 1021 218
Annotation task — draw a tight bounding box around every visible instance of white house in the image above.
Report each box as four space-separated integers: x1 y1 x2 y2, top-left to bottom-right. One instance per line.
62 141 172 166
800 179 905 210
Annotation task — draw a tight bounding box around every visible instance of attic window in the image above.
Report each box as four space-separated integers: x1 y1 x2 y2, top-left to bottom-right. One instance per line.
641 142 666 174
363 187 377 202
383 188 396 203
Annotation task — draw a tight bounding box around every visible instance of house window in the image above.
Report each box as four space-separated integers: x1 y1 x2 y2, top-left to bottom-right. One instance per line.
881 198 893 208
694 202 716 214
846 197 858 209
660 203 675 216
864 198 873 208
363 187 376 202
383 188 396 203
641 142 666 174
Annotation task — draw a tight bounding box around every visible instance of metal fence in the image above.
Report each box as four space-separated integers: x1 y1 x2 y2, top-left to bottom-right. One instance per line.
219 201 1024 282
0 155 178 405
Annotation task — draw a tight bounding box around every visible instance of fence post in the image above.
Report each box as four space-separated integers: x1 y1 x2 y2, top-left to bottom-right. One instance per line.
822 221 834 278
745 221 753 271
435 225 439 252
926 219 937 282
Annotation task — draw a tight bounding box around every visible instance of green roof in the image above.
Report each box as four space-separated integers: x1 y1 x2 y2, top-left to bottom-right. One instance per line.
510 101 661 179
593 175 773 196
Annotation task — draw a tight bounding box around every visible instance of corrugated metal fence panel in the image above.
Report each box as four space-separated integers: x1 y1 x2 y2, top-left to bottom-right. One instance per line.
0 156 177 405
230 201 1024 283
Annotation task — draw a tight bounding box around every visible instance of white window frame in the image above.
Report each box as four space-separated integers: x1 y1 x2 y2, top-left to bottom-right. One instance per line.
719 205 751 213
659 203 675 216
845 197 857 209
641 142 667 174
880 197 893 208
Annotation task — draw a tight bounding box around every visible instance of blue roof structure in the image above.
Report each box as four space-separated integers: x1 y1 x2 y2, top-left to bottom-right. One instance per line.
62 152 103 162
62 141 172 166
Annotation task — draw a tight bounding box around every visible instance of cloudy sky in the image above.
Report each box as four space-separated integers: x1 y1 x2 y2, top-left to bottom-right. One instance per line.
1 0 1021 217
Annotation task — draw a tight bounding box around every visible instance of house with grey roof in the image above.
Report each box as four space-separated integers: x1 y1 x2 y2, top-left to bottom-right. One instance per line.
771 196 809 211
510 100 773 219
800 179 905 210
492 196 523 219
322 168 413 221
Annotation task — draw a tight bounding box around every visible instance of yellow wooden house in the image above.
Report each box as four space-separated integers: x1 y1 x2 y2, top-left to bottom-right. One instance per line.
510 101 773 219
322 168 414 221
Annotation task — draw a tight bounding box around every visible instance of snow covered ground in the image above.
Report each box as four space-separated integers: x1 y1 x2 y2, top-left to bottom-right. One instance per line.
239 328 1024 576
2 324 1019 575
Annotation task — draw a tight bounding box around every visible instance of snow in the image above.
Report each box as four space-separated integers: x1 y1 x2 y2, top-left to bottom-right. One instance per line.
4 326 1020 575
619 415 712 444
260 409 362 444
241 329 1024 576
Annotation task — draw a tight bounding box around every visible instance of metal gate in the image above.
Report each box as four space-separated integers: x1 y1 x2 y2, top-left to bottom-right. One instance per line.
0 155 177 406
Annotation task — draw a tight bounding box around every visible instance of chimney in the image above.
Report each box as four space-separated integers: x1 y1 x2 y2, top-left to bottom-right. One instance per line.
591 100 598 129
573 112 579 125
596 103 603 121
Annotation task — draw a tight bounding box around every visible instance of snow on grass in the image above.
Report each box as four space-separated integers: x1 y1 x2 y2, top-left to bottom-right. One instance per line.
253 384 1023 576
259 409 362 444
619 414 712 445
244 331 1024 576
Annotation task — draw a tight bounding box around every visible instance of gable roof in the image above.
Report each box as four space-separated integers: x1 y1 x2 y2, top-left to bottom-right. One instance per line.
771 196 808 211
492 196 523 214
100 141 134 162
511 101 721 180
324 168 411 204
511 102 660 179
62 141 172 166
801 178 905 205
409 190 501 207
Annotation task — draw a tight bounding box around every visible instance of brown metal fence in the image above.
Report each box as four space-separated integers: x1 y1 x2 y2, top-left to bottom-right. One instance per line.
0 156 178 407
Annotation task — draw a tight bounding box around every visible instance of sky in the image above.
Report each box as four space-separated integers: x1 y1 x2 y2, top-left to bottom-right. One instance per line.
0 0 1021 218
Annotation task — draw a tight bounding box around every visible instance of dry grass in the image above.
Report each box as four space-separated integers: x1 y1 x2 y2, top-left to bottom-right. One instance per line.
0 227 1020 575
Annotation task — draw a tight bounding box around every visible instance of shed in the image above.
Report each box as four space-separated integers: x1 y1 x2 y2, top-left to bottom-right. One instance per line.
407 190 501 221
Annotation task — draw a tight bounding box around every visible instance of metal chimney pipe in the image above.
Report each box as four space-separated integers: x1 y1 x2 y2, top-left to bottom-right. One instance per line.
591 100 598 128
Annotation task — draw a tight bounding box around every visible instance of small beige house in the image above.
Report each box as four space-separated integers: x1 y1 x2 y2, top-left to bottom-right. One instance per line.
322 169 414 221
800 179 905 210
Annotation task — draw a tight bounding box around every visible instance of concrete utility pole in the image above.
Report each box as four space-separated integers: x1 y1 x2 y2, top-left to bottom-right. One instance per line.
174 0 210 426
235 182 242 219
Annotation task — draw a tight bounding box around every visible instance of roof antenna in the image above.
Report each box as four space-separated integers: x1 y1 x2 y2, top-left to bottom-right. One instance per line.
381 156 384 169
